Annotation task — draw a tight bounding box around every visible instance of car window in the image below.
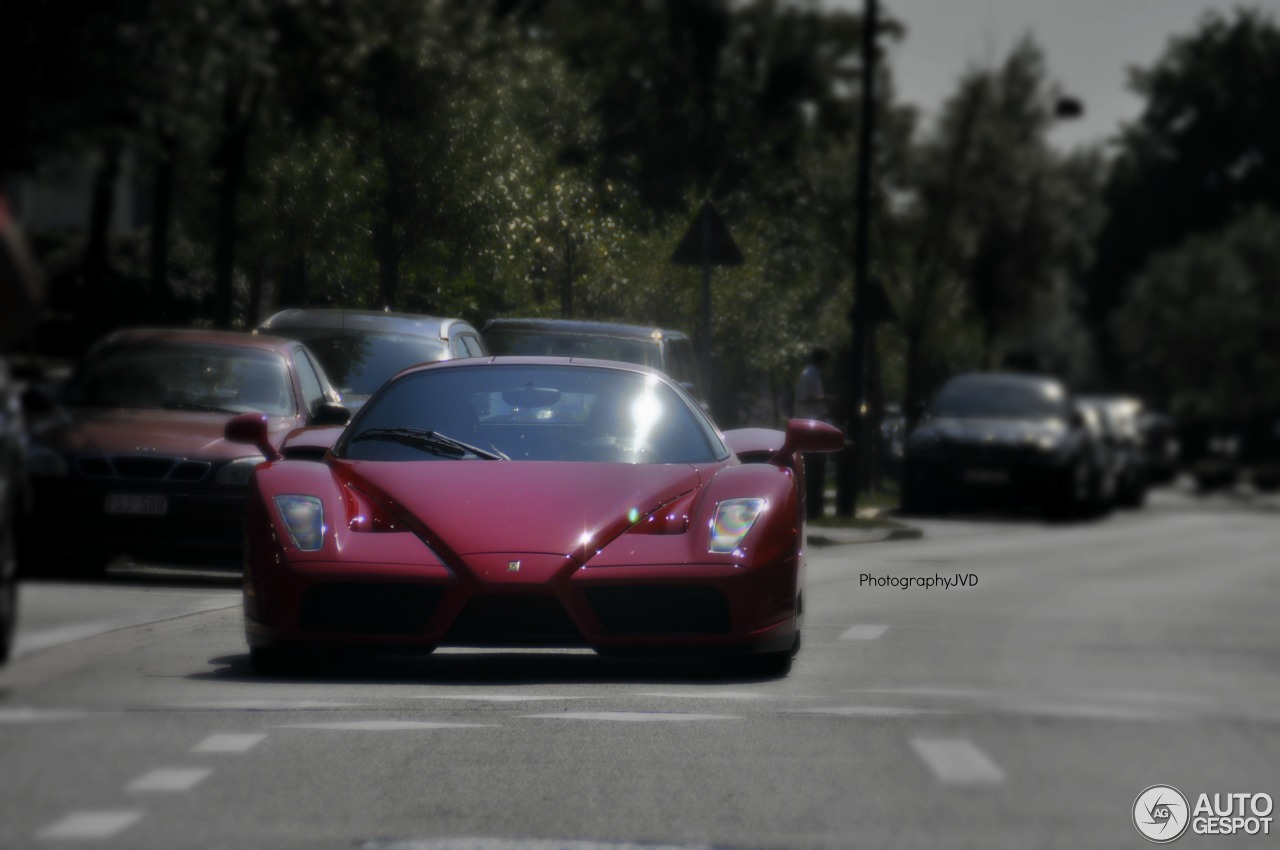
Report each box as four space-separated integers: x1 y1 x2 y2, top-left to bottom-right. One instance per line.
486 329 660 368
268 329 449 399
665 338 699 389
459 334 486 357
64 342 296 417
931 380 1069 420
340 364 728 464
293 348 327 414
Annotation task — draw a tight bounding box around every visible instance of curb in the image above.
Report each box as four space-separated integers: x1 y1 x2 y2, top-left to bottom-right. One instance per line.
808 525 924 547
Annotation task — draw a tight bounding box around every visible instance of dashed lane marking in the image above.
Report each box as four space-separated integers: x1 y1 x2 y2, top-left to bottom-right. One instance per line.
284 720 492 731
406 694 596 703
192 733 267 753
0 708 91 723
36 810 144 841
911 738 1006 785
360 841 730 850
633 691 764 700
790 705 951 717
126 768 212 793
839 624 889 640
521 712 740 722
168 700 368 711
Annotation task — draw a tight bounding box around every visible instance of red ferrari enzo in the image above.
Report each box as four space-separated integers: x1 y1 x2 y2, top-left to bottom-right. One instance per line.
227 358 842 675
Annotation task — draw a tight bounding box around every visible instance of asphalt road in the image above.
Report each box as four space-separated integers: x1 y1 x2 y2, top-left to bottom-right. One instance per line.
2 487 1278 850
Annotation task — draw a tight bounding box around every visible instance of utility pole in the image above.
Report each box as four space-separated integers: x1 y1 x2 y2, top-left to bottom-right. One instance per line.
838 0 879 516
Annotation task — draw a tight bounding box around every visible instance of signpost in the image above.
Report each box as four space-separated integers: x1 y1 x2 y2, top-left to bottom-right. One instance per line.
671 201 743 413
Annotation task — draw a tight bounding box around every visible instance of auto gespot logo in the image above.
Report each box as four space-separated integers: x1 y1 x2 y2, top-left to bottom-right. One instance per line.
1133 785 1273 842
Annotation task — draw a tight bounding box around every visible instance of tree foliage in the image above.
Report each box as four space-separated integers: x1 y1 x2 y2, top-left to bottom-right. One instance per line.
1111 208 1280 420
1089 8 1280 325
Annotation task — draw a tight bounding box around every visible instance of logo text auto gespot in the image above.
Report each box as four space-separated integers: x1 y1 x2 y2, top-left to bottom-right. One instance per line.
1192 793 1273 836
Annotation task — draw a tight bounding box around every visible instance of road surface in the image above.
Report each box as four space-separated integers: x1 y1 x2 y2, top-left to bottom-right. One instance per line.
2 488 1277 849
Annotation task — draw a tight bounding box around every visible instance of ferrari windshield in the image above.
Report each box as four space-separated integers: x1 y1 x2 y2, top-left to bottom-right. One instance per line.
931 378 1069 421
339 363 727 463
63 342 295 417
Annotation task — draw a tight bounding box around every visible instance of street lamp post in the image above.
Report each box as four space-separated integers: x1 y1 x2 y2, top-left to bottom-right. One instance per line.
838 0 879 517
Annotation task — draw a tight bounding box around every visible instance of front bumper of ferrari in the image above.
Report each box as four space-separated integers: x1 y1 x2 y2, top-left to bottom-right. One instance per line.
244 555 800 657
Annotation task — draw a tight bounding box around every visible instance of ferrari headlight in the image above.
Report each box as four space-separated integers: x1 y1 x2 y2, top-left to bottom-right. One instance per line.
708 498 768 554
215 456 260 485
273 494 326 551
27 445 69 478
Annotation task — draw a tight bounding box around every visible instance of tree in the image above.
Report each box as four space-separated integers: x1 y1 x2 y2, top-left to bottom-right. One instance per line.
1089 9 1280 330
1110 207 1280 420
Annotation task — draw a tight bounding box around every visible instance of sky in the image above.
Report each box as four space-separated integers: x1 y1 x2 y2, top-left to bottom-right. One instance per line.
823 0 1267 149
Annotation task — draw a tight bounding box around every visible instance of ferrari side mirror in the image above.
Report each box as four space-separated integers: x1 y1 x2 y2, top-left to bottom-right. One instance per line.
225 412 281 462
769 418 844 465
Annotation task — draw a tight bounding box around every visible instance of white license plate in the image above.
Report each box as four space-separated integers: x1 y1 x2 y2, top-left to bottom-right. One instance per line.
104 494 169 516
963 468 1010 485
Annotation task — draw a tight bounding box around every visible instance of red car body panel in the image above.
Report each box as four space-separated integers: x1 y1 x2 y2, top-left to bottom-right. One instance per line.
240 358 838 658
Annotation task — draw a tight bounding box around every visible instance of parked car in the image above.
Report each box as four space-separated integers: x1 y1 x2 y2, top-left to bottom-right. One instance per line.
482 318 706 405
1139 411 1180 486
257 309 488 412
20 328 348 575
901 373 1092 518
1074 399 1119 516
1080 395 1148 507
227 356 842 676
0 359 24 662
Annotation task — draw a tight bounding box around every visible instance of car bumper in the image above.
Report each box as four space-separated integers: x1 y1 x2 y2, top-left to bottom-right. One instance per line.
244 555 800 657
903 455 1070 505
26 479 247 567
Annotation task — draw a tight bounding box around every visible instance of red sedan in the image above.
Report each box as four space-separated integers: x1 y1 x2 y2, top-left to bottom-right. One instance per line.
22 328 349 574
229 357 842 675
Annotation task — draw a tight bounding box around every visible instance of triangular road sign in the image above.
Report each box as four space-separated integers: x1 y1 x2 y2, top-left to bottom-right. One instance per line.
670 201 744 267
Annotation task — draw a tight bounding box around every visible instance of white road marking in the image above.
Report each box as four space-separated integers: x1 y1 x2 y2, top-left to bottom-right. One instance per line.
284 721 491 731
406 695 594 703
36 810 143 840
1002 701 1176 721
361 840 720 850
192 733 266 753
791 705 950 717
13 597 237 658
522 712 740 722
126 768 212 793
633 691 764 700
839 624 889 640
911 738 1006 785
170 700 367 711
0 708 90 723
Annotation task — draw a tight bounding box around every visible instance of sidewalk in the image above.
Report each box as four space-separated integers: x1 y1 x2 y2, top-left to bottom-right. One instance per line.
806 504 923 547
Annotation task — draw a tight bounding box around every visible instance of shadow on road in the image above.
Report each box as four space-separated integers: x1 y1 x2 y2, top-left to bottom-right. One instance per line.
196 650 792 686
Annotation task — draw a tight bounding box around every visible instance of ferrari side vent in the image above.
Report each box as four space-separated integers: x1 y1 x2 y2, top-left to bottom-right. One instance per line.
585 586 730 635
299 583 443 635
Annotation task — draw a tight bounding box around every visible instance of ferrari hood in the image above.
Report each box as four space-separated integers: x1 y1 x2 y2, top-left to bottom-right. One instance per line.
30 407 295 460
345 461 704 561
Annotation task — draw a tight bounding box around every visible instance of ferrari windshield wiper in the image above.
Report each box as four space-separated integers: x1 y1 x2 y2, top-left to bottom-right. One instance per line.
351 427 508 460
